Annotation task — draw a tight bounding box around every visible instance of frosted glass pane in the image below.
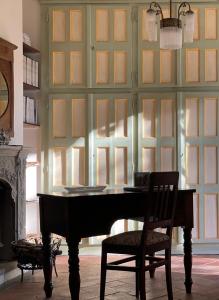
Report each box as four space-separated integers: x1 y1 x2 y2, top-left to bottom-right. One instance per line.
70 51 83 84
115 147 128 185
204 98 217 136
97 148 109 185
161 99 174 137
96 51 109 84
96 99 110 137
115 99 128 137
186 146 199 184
160 50 172 83
53 52 66 85
53 99 66 137
53 10 66 42
53 148 66 186
161 147 173 171
186 49 199 82
142 148 155 172
26 166 37 201
204 146 217 184
205 8 217 39
72 99 86 137
142 50 154 84
142 9 148 41
114 9 127 41
26 202 39 235
70 10 83 42
193 8 199 40
185 98 199 137
205 194 218 239
205 49 217 82
114 51 127 84
142 99 156 137
72 147 85 185
96 9 109 41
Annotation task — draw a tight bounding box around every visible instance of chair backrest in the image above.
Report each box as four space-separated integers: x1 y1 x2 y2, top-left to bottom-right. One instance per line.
141 171 179 245
134 172 150 187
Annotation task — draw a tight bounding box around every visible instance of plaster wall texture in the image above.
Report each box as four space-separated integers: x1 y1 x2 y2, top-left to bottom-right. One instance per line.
23 0 41 49
0 0 23 145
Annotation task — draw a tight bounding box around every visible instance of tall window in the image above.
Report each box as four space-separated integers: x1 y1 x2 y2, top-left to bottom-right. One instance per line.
41 2 219 246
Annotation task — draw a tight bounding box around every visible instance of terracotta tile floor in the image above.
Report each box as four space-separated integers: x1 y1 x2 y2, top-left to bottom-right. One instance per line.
1 255 219 299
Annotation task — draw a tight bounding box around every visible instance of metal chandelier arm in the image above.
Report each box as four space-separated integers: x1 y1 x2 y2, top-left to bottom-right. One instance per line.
146 0 194 49
149 1 164 19
178 2 193 18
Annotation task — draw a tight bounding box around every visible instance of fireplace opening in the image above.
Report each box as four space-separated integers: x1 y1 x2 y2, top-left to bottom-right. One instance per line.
0 180 15 261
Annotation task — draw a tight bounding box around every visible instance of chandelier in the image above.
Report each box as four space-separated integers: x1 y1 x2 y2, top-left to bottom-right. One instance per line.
146 0 194 49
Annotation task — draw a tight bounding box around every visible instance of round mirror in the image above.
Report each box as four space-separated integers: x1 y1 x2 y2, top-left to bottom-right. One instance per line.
0 72 9 118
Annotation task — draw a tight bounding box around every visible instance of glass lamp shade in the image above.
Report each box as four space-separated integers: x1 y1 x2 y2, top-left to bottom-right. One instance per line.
184 31 193 43
146 9 158 41
184 11 195 43
160 25 182 49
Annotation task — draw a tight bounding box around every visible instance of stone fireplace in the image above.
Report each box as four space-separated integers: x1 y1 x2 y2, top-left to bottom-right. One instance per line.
0 146 27 261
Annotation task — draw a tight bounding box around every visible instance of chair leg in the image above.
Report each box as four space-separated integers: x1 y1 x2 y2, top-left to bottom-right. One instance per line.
165 248 173 300
135 258 140 299
20 269 24 282
149 253 155 279
139 258 146 300
53 258 58 277
100 249 107 300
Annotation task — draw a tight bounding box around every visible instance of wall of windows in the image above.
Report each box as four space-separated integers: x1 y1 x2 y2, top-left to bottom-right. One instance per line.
40 0 219 247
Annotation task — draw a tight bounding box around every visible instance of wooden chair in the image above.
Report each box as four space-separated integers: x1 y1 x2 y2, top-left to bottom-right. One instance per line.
100 171 179 300
134 172 150 187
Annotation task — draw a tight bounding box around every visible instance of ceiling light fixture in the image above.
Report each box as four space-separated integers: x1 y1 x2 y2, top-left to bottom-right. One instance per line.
146 0 195 49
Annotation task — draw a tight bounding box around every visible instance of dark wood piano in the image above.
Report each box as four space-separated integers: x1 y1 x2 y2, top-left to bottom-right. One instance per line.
38 188 195 300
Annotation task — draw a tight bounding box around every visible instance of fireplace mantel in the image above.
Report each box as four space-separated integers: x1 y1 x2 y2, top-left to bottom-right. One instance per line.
0 145 25 156
0 145 28 260
0 145 27 204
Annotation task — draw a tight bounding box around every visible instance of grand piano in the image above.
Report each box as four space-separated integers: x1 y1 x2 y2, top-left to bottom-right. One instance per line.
38 188 194 300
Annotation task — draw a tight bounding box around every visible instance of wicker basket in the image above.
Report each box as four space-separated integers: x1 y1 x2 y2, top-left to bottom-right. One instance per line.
11 236 62 281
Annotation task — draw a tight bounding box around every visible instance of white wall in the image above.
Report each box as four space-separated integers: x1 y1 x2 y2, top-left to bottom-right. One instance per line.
23 0 41 49
22 0 41 236
0 0 23 145
22 0 41 157
22 0 41 195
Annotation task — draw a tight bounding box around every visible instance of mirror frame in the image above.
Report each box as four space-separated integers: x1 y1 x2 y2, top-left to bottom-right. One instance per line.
0 69 9 119
0 38 17 136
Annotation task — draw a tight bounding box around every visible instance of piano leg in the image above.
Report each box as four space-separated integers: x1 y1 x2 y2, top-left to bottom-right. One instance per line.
183 227 193 293
42 232 53 298
67 238 81 300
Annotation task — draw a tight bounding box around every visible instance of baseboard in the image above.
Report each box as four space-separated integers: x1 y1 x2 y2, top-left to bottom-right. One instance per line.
61 243 219 256
0 261 20 288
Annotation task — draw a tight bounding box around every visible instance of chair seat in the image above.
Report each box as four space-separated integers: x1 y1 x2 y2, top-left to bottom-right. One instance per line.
102 230 169 249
